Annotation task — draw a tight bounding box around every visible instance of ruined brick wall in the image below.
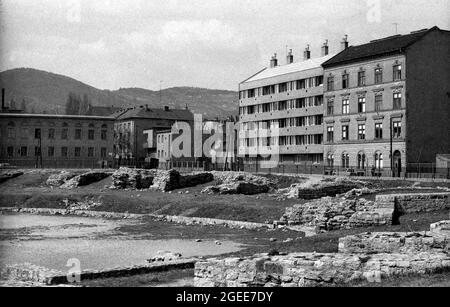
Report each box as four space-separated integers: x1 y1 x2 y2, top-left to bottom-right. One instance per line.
376 193 450 214
194 252 450 287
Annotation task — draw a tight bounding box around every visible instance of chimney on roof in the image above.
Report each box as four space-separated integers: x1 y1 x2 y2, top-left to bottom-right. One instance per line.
341 35 349 50
1 88 5 111
270 53 278 68
303 45 311 61
286 49 294 64
321 40 329 56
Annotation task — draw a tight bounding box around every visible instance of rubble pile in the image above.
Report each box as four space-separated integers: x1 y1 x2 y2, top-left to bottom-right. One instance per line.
201 172 274 195
60 171 112 189
280 177 366 200
147 251 183 263
150 169 181 192
110 168 158 189
46 171 77 187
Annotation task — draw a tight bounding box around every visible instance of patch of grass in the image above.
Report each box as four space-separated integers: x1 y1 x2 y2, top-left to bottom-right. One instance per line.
78 269 194 287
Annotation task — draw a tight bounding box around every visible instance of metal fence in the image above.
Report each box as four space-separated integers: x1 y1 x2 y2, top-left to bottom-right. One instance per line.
2 158 448 180
163 161 450 180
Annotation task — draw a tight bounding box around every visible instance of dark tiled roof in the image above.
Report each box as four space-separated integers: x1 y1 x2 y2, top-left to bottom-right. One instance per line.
115 107 194 121
323 27 440 67
86 106 122 117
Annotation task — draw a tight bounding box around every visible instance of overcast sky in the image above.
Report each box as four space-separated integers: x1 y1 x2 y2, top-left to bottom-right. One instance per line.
0 0 449 91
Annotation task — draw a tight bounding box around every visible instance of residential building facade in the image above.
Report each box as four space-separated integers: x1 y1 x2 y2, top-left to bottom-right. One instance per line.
322 27 450 176
113 106 194 165
0 113 114 168
238 45 336 166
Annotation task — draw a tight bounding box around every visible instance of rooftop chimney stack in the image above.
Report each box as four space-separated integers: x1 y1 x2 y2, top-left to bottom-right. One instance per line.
321 40 329 56
303 45 311 61
1 88 5 111
341 35 349 50
286 49 294 64
270 53 278 68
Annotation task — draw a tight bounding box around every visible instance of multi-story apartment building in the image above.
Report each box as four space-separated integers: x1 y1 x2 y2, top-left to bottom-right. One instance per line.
113 106 193 164
0 113 115 168
322 26 450 177
238 44 336 166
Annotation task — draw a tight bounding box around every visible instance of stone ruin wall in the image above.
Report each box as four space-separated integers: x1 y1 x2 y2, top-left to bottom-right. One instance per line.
376 193 450 215
194 252 450 287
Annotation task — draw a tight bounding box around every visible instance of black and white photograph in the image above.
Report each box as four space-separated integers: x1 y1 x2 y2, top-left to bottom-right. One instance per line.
0 0 449 295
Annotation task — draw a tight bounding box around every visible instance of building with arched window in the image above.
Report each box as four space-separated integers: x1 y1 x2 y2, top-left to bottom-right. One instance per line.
322 27 450 177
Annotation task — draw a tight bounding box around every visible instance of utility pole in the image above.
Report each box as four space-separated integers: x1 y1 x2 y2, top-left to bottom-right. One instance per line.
159 81 163 104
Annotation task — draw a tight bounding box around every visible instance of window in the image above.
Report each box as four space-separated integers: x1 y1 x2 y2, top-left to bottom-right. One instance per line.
393 64 402 81
342 125 349 140
34 128 41 139
342 98 350 114
358 97 366 113
375 123 383 139
61 147 68 157
75 129 82 140
278 83 288 93
342 73 349 89
375 67 383 84
341 153 350 168
315 76 324 87
48 128 55 139
327 153 335 167
278 118 287 128
48 147 55 157
247 89 255 98
88 129 95 140
393 92 402 110
278 101 288 111
327 127 334 142
100 129 107 140
357 152 366 169
7 146 14 158
61 129 68 140
358 71 366 87
7 122 15 139
358 124 366 140
375 152 384 169
327 99 334 115
393 121 402 138
262 85 275 96
20 146 28 157
75 147 81 157
88 147 94 157
297 79 306 90
314 96 323 106
375 95 383 112
327 76 334 91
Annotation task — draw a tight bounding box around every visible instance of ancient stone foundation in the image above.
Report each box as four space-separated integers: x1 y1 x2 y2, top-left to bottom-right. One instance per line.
281 197 394 231
194 252 450 287
338 232 450 254
376 193 450 215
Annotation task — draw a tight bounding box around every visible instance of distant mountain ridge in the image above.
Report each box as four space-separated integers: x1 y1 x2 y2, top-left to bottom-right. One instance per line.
0 68 238 118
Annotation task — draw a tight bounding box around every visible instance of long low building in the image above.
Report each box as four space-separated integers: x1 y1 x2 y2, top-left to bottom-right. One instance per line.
0 113 115 168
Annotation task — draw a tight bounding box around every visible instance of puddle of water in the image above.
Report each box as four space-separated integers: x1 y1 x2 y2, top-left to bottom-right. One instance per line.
0 213 242 272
